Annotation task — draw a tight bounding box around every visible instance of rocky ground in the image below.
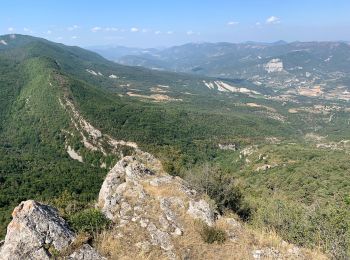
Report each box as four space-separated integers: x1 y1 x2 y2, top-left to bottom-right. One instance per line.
0 152 327 259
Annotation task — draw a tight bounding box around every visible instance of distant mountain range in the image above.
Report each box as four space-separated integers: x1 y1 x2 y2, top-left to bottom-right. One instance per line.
91 41 350 100
1 34 350 258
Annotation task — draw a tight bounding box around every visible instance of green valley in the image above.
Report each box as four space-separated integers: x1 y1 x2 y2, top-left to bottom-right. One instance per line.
0 34 349 258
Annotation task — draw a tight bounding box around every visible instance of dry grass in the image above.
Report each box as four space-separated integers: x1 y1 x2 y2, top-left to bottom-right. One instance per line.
59 232 91 257
94 153 328 260
95 224 165 260
142 181 188 200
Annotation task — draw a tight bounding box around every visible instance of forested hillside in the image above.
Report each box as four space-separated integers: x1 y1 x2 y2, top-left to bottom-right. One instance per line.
0 34 349 258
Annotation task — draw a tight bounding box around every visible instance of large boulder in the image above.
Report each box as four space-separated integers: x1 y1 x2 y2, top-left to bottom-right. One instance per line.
0 200 104 260
0 200 75 260
187 199 215 226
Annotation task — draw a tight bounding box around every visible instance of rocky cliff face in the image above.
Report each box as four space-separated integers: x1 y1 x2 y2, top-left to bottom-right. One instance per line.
0 152 326 259
0 200 104 260
96 154 217 259
264 58 284 73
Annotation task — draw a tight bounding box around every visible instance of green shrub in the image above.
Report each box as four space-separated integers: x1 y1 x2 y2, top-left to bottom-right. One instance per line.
68 208 110 234
199 224 227 244
185 164 252 220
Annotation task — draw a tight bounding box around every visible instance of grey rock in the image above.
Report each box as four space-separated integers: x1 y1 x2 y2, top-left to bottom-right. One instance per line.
159 215 170 230
140 218 149 228
252 247 282 260
223 217 241 241
69 244 106 260
160 197 184 234
172 227 182 236
147 223 174 251
187 199 215 226
0 200 75 260
149 176 173 187
98 156 151 221
135 241 152 253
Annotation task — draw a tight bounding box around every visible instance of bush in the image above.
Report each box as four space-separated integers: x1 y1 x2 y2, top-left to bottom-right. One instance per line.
68 208 110 234
185 164 252 220
199 223 227 244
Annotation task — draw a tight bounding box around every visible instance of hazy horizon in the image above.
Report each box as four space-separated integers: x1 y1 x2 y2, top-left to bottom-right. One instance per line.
1 0 350 48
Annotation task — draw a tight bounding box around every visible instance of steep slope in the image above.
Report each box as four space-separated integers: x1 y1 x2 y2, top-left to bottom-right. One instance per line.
0 35 350 258
0 55 107 236
0 34 289 236
0 153 326 260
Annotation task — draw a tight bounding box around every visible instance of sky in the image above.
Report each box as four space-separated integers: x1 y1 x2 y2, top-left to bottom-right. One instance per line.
1 0 350 48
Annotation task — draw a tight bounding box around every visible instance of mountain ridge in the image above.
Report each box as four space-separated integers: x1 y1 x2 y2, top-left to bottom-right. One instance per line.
1 34 350 258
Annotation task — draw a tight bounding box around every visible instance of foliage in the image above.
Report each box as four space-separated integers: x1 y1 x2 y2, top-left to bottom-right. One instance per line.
68 208 111 234
185 164 251 220
199 223 227 244
1 35 350 257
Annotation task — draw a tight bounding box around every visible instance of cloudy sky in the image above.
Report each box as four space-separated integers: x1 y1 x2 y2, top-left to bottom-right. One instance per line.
1 0 350 47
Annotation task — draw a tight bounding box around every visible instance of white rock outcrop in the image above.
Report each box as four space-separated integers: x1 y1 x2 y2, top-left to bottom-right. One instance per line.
0 153 317 260
264 58 284 73
97 154 217 259
187 199 215 226
0 200 104 260
0 200 75 260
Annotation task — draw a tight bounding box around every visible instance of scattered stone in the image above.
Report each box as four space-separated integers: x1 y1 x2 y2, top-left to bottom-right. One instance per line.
252 247 282 260
68 244 106 260
218 143 237 151
149 176 173 186
135 241 152 253
255 164 278 172
147 223 174 251
187 199 215 226
140 218 149 228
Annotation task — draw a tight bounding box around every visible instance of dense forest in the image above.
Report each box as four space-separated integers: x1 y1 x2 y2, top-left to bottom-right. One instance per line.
0 34 349 258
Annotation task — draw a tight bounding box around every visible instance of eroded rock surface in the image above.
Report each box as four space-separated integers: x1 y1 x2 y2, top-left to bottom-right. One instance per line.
0 200 74 260
0 153 325 260
0 200 104 260
264 58 284 73
97 154 216 259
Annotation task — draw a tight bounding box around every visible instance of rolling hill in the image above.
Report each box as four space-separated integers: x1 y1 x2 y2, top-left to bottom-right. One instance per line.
95 41 350 101
1 34 350 258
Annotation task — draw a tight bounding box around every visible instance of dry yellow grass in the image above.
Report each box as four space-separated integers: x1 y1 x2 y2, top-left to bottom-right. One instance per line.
94 154 328 260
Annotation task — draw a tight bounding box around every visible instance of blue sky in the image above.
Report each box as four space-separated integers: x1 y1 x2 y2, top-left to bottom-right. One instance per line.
1 0 350 47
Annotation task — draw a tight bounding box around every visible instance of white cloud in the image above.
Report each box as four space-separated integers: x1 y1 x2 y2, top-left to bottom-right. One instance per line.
167 31 173 35
91 26 102 32
266 16 281 24
255 22 261 26
227 21 239 26
105 27 119 32
186 30 200 36
130 27 139 32
155 30 161 35
68 25 79 31
23 27 33 33
7 27 14 32
71 35 78 39
56 36 63 40
47 30 52 35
